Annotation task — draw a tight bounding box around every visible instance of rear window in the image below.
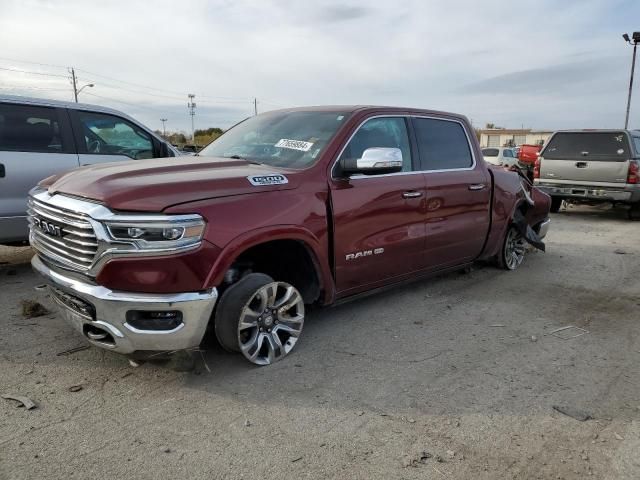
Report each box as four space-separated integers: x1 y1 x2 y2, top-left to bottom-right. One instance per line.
543 132 630 160
633 137 640 155
482 148 499 157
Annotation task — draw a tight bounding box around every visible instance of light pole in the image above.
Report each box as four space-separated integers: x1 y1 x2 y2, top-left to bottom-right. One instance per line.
622 32 640 129
76 83 94 99
188 94 196 149
160 118 167 137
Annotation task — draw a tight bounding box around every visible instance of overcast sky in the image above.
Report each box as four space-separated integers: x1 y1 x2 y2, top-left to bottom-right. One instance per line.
1 0 639 133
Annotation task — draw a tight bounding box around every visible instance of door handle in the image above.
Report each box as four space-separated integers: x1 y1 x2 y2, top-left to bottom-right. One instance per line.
0 164 5 178
402 191 423 199
468 183 486 191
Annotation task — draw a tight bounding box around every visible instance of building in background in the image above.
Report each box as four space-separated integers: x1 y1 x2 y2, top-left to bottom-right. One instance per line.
477 128 553 148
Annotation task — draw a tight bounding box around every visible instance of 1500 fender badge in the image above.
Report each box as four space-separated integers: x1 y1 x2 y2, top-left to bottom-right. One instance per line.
247 174 289 186
345 248 384 261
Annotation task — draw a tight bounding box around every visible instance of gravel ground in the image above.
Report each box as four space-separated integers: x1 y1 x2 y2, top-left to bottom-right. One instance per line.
1 204 639 480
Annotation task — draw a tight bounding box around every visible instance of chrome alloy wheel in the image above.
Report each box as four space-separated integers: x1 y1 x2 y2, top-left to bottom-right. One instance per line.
238 282 305 365
504 227 526 270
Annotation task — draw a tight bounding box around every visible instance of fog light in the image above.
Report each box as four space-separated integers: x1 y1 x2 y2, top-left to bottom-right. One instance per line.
126 311 183 331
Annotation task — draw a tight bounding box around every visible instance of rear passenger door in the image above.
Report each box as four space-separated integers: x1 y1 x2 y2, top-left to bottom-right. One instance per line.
411 116 491 269
69 110 159 166
0 102 78 242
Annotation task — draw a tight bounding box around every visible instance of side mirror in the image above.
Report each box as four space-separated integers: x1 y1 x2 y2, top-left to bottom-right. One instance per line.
340 147 403 175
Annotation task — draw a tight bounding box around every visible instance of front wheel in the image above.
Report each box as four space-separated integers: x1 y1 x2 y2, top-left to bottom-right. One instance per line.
214 273 305 365
497 226 526 270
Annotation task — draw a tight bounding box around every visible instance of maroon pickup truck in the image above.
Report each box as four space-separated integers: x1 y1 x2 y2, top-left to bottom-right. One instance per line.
28 106 551 365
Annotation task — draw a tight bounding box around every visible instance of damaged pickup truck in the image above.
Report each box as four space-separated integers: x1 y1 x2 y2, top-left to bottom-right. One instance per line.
28 106 551 365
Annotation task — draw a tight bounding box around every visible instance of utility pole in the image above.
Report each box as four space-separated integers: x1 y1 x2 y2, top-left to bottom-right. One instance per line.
254 98 258 116
188 94 196 148
623 32 640 129
160 118 167 138
70 68 78 103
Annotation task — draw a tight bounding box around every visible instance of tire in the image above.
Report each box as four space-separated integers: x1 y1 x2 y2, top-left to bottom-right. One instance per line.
214 273 305 365
628 203 640 221
497 225 526 271
550 197 563 213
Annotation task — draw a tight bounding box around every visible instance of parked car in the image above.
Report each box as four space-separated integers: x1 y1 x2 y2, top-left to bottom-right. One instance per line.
0 95 180 245
28 106 551 365
534 130 640 218
482 147 518 167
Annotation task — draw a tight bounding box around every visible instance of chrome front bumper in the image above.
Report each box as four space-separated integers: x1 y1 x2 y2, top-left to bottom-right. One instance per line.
32 255 218 355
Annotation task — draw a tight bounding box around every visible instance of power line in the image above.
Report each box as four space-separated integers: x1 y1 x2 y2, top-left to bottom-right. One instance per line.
0 65 69 78
0 56 68 70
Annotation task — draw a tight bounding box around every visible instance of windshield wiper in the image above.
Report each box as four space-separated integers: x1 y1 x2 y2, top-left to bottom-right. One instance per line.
226 155 263 165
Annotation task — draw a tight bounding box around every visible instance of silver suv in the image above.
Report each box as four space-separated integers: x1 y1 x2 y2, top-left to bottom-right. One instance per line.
0 95 180 244
534 130 640 219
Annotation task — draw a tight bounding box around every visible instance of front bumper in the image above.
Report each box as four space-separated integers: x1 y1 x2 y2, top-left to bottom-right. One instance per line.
32 255 218 355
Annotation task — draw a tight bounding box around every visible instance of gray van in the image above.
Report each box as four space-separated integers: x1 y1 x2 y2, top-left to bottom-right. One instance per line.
0 95 180 244
534 130 640 219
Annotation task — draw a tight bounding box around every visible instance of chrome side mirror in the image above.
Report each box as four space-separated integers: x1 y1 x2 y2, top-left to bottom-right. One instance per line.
340 147 403 175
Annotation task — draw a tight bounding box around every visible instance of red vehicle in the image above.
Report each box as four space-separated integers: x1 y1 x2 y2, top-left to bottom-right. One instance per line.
517 144 542 179
28 106 551 365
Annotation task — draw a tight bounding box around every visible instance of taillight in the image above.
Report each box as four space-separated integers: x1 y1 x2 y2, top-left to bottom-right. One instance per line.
627 160 639 184
533 157 541 179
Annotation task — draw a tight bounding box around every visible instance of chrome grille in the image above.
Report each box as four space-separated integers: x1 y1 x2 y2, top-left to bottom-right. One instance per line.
27 197 98 272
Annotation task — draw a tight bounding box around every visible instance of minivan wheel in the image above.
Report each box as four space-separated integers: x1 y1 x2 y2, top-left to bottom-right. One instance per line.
550 197 563 213
498 226 526 271
214 273 305 365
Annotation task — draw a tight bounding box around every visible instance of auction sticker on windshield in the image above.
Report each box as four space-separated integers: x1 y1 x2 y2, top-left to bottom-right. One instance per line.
275 139 314 152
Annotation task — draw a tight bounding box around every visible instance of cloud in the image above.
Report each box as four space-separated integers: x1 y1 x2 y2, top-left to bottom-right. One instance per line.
0 0 638 132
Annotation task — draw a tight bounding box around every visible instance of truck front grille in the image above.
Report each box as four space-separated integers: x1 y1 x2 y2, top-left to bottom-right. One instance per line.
27 197 98 272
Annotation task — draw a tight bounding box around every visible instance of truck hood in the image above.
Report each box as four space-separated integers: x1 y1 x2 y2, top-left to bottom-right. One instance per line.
45 156 299 212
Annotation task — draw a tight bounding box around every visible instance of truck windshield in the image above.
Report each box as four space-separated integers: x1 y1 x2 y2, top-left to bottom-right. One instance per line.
199 111 350 169
543 132 630 160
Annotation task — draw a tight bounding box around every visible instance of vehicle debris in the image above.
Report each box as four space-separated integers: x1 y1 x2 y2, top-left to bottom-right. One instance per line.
1 394 37 410
68 385 83 392
20 300 50 318
552 405 592 421
56 345 90 356
549 325 589 340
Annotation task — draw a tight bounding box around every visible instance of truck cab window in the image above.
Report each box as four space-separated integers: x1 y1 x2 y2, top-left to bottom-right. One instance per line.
339 117 412 171
413 118 473 170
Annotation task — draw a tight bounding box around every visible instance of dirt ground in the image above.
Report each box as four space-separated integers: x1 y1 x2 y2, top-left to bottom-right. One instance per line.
0 204 639 480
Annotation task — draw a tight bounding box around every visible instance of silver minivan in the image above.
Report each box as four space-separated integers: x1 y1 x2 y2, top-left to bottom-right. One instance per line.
0 95 180 244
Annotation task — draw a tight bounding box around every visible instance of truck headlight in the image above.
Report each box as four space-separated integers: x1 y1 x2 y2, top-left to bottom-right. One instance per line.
105 216 205 250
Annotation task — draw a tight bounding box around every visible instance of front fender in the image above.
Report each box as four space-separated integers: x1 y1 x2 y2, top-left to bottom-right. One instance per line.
204 225 336 304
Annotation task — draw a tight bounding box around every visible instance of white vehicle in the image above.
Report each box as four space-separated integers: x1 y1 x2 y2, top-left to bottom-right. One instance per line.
482 147 517 167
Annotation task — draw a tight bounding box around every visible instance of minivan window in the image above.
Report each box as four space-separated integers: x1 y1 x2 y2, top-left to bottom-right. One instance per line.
0 103 66 153
200 110 350 169
76 112 154 159
413 118 473 170
543 132 630 160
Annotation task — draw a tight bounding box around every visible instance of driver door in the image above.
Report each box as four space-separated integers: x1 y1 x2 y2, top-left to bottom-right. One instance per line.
69 110 157 166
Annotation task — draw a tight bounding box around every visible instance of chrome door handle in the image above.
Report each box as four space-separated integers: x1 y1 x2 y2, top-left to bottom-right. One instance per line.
402 191 423 199
468 184 486 191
